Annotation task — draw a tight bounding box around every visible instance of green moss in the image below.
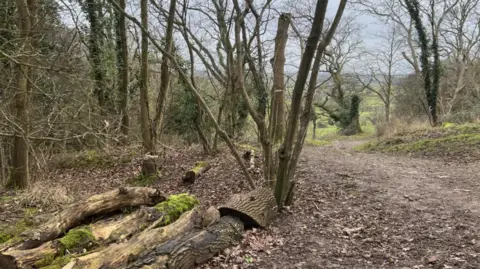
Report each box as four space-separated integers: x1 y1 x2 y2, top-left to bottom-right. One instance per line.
127 173 159 187
191 161 208 173
35 253 56 268
355 124 480 158
153 193 199 227
38 255 72 269
0 231 13 244
305 139 331 147
55 149 136 169
58 226 95 253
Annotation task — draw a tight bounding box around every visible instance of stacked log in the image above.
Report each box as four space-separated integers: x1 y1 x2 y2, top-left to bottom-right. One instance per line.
0 186 277 269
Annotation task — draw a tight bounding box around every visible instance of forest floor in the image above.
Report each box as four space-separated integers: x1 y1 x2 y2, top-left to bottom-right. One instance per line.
1 138 479 269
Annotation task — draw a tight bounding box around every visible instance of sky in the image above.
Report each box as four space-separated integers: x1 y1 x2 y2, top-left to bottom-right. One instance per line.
56 0 402 75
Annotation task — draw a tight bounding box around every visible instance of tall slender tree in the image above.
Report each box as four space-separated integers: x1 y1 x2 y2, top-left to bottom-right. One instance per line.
115 0 129 142
10 0 36 188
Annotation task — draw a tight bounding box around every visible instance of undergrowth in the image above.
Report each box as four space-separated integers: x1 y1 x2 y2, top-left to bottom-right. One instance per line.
355 124 480 159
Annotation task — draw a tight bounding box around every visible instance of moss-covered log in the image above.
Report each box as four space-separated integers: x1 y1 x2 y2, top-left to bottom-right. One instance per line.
104 188 275 269
0 194 198 269
63 209 199 269
125 216 244 269
182 161 211 184
0 226 96 269
13 187 165 250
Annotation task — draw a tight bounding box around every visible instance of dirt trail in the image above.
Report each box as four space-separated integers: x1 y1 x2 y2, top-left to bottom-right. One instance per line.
252 141 480 269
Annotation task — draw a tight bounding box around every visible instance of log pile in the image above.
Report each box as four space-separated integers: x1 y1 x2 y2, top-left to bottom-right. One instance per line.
0 186 277 269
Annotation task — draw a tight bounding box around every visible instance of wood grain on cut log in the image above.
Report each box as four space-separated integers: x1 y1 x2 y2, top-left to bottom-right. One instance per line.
63 209 198 269
218 187 277 228
125 216 244 269
0 241 55 269
182 161 211 184
16 187 165 250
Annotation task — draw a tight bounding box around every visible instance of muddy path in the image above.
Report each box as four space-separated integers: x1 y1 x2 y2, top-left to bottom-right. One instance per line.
249 141 480 269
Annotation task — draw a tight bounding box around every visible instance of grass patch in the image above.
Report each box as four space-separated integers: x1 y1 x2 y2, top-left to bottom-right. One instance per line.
355 124 480 159
127 173 160 187
53 149 136 169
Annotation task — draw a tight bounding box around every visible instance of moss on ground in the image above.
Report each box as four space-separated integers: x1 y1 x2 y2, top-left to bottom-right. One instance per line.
127 173 159 187
305 139 331 147
55 149 135 169
355 124 480 158
153 193 199 227
0 208 38 244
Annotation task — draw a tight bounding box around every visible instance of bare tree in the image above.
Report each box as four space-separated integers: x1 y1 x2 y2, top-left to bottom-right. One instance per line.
438 0 480 117
357 25 403 123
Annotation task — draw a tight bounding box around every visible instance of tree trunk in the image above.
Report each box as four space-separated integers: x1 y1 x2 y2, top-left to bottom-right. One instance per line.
115 0 129 142
275 0 330 207
152 0 177 138
3 187 165 251
10 0 33 189
139 0 156 176
269 13 290 143
85 0 108 111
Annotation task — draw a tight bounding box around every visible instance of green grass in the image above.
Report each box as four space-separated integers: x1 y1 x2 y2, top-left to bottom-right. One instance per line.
355 124 480 158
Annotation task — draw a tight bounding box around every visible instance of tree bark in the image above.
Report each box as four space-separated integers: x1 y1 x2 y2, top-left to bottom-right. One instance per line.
115 0 129 141
270 13 290 143
10 0 33 189
85 0 109 110
125 216 244 269
139 0 156 176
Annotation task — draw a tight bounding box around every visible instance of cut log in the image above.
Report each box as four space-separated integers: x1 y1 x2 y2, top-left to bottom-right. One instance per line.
14 187 166 250
182 161 211 184
0 241 56 269
218 187 277 228
246 150 255 171
116 188 276 269
0 193 198 269
125 216 244 269
63 209 199 269
0 226 97 269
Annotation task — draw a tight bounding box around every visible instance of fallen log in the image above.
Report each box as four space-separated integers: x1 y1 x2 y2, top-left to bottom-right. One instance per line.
121 187 277 269
0 193 198 269
63 209 199 269
126 216 244 269
14 187 166 250
182 161 211 184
